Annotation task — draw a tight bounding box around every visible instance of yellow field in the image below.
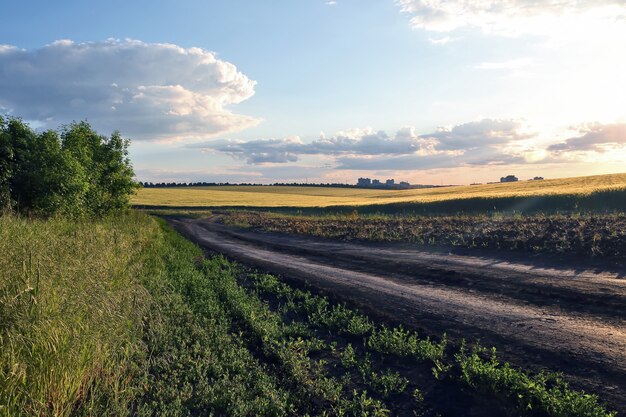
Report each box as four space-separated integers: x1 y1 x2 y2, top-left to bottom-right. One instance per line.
132 173 626 208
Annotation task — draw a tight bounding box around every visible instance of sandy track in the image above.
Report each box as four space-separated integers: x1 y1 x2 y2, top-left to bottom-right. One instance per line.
169 217 626 414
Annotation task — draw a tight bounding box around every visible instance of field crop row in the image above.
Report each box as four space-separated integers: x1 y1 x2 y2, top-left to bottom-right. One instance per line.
133 174 626 215
221 211 626 259
132 173 626 210
243 272 614 417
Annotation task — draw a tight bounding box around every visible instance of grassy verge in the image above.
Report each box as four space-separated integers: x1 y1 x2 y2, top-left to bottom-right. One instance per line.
0 212 617 416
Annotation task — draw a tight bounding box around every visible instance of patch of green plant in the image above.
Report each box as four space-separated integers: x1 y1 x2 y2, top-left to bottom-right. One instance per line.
340 345 409 399
135 222 297 416
341 390 389 417
247 268 616 417
455 343 616 417
367 326 448 378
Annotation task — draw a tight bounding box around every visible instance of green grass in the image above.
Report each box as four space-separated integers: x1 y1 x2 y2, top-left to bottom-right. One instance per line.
133 173 626 214
0 212 617 416
0 212 155 416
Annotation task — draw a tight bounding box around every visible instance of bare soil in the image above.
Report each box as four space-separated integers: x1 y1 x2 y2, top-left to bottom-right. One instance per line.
167 216 626 414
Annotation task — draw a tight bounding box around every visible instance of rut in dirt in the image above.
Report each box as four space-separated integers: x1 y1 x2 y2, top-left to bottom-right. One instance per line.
168 216 626 415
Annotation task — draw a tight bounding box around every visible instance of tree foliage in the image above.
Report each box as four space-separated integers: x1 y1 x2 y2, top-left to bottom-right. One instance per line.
0 116 138 216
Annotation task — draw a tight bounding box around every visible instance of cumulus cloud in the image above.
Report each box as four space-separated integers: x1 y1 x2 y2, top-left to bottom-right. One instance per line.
395 0 626 36
0 39 259 140
548 123 626 153
193 118 537 170
337 119 534 170
419 119 534 150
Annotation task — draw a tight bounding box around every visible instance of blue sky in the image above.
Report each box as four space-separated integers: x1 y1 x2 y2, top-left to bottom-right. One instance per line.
1 1 625 184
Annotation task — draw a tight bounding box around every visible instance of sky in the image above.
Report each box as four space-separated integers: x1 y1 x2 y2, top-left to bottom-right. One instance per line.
1 0 625 185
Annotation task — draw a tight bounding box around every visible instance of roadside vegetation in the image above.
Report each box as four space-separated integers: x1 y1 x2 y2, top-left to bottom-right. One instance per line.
0 211 616 416
219 211 626 259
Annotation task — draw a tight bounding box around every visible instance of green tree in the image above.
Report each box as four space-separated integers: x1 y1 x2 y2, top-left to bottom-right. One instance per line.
0 117 138 217
19 130 88 216
0 117 12 211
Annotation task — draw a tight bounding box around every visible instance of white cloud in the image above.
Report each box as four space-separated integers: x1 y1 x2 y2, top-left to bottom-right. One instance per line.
395 0 626 37
419 119 534 150
0 39 260 141
548 123 626 153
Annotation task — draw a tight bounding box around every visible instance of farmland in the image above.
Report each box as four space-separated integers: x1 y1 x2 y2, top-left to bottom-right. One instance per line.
132 173 626 213
219 211 626 259
1 212 616 416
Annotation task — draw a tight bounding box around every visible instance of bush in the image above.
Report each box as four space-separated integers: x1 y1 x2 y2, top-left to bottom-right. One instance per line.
0 116 138 217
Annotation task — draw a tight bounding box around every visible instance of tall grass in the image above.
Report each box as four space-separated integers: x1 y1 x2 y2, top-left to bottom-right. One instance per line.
0 212 156 416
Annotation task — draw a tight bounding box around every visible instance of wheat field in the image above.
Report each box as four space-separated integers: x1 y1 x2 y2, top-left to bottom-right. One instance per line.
132 173 626 208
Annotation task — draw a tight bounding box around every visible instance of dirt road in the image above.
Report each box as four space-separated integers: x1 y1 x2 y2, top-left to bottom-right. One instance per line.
168 217 626 414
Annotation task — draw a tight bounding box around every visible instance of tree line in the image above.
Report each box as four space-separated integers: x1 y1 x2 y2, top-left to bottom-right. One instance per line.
0 116 137 217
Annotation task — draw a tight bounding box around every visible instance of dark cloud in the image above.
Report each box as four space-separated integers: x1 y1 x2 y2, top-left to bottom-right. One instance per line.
190 127 432 164
0 39 259 140
548 123 626 153
190 137 303 164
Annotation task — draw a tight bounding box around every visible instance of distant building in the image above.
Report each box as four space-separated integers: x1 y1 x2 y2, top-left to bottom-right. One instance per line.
357 177 371 187
357 178 414 188
500 175 519 183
